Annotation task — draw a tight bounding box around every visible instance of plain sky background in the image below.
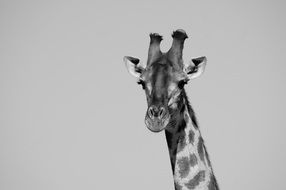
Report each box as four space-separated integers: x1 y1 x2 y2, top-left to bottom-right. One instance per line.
1 0 286 190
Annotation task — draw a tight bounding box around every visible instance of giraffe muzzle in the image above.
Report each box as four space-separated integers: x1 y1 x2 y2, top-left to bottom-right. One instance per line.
145 105 170 132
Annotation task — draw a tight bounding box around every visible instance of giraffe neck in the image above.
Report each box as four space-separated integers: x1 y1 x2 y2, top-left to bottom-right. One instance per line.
165 91 218 190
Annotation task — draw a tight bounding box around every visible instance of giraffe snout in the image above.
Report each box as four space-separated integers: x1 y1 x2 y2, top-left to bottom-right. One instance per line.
145 105 170 133
148 105 166 119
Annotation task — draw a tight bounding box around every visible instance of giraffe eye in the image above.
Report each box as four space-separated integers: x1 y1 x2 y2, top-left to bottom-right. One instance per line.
178 80 187 89
137 80 146 90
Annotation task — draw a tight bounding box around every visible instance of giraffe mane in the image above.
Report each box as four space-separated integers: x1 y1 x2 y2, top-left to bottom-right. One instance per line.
179 89 199 129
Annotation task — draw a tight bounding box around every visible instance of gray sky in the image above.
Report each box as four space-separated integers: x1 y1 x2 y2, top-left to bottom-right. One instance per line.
1 0 286 190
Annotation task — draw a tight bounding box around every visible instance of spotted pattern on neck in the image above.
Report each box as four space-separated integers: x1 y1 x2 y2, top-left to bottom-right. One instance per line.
165 101 219 190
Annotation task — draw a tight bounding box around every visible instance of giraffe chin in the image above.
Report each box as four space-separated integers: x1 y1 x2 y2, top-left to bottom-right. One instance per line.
145 115 170 133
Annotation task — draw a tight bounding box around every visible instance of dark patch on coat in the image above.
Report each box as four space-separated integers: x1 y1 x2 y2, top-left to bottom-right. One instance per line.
188 130 195 145
177 133 186 153
179 89 199 129
176 119 186 134
190 112 199 128
168 118 177 129
175 182 182 190
174 118 187 153
197 137 205 163
172 149 177 160
165 130 173 150
208 174 219 190
176 90 187 114
189 153 198 167
185 170 205 189
170 159 175 174
177 156 190 178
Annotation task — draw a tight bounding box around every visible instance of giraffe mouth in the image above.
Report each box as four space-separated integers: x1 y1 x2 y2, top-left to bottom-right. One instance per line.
145 114 170 133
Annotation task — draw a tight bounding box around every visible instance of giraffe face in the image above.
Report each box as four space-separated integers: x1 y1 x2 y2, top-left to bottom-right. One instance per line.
124 55 207 132
124 29 206 132
139 60 188 132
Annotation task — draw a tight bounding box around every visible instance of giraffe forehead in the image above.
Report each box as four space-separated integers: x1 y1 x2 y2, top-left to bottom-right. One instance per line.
144 64 181 89
141 64 171 95
152 66 169 90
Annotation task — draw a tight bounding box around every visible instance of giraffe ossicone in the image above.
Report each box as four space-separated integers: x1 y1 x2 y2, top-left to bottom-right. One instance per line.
124 29 219 190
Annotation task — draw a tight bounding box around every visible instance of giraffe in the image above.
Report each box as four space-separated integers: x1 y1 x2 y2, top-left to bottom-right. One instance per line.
124 29 219 190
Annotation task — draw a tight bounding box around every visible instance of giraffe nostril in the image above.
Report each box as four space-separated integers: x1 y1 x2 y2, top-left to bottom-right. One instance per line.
150 107 154 117
148 106 166 118
148 106 158 118
159 107 165 118
148 106 155 118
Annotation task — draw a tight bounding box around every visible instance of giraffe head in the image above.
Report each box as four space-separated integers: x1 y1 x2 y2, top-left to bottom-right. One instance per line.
124 30 207 132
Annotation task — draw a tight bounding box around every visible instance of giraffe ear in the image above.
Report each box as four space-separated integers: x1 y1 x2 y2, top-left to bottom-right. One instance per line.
185 56 207 80
124 56 144 78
